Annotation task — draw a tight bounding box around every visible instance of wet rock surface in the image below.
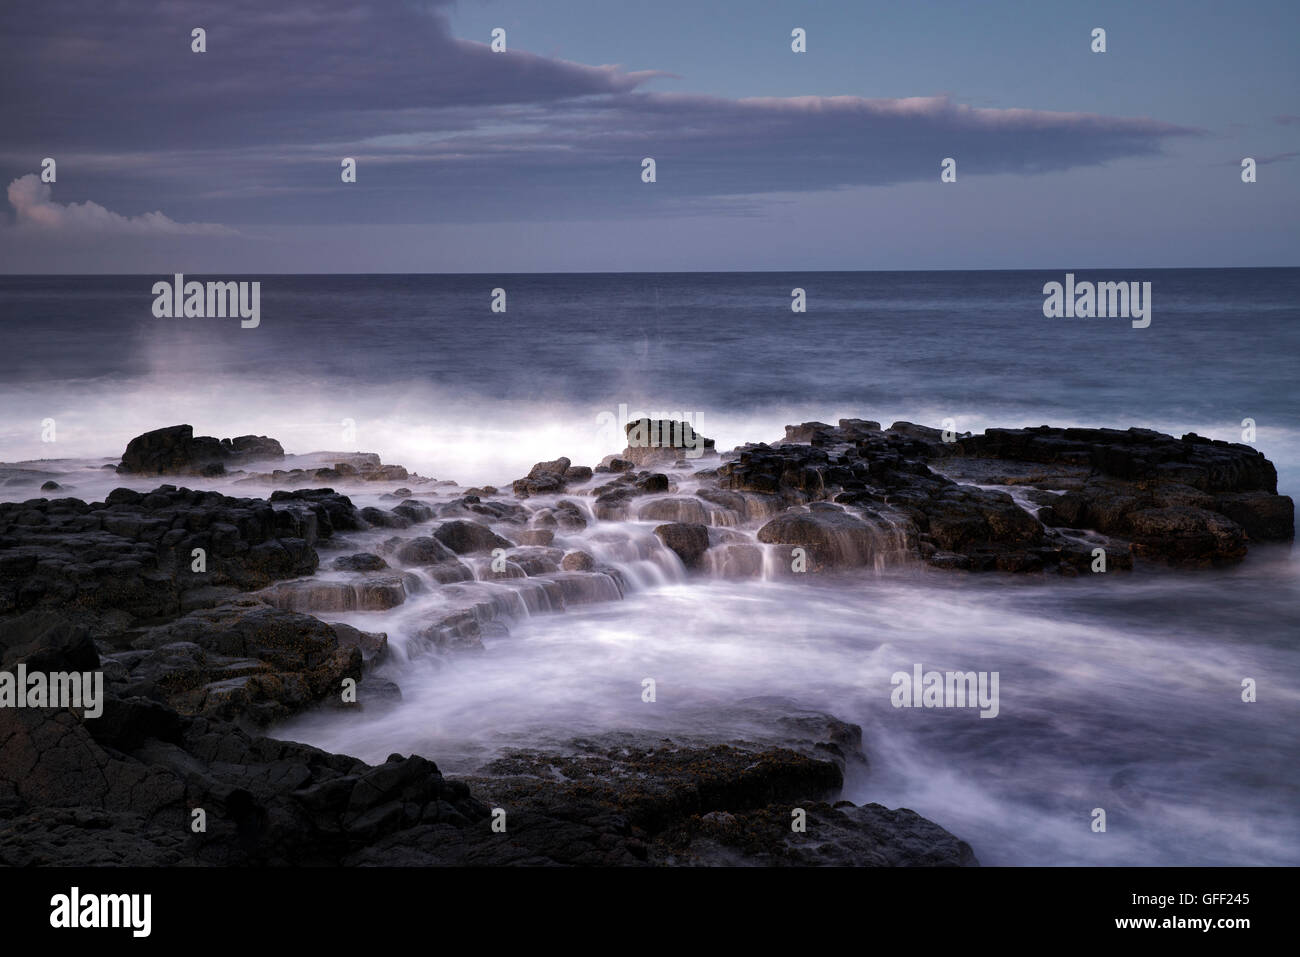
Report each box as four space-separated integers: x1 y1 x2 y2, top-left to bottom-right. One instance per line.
3 416 1292 866
727 420 1293 572
654 523 711 568
348 724 975 866
0 485 350 627
618 418 717 468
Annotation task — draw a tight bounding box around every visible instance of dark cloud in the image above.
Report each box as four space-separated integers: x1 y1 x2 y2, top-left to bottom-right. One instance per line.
138 92 1196 224
0 0 662 151
0 0 1199 230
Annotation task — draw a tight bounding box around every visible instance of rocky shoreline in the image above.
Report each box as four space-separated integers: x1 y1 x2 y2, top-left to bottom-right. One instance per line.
0 419 1291 865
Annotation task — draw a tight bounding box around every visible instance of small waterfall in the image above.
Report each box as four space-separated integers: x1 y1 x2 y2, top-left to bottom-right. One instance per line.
636 496 710 524
582 525 686 588
760 541 789 580
752 504 918 576
297 487 922 673
702 541 764 577
258 573 417 612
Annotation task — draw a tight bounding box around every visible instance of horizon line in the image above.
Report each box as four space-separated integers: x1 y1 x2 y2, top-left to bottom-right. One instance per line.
3 265 1299 278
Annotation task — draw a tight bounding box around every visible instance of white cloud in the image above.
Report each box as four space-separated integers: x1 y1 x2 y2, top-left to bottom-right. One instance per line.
5 174 234 235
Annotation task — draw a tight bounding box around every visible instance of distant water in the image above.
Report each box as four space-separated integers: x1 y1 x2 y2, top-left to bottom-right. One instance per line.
2 269 1298 492
2 269 1297 865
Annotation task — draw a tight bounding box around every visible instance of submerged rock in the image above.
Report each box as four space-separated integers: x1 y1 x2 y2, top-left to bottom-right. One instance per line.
757 505 913 570
433 520 513 554
258 576 411 613
392 536 457 566
653 523 710 569
560 550 596 572
332 552 389 572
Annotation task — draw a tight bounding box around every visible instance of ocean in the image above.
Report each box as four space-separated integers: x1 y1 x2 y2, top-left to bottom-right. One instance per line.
2 268 1297 865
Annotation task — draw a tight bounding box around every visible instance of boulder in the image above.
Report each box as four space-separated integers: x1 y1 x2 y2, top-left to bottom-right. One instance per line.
560 550 596 572
512 457 571 498
621 419 716 467
432 520 513 554
392 536 458 566
331 553 389 572
653 523 710 568
122 602 362 724
117 425 284 475
757 506 910 569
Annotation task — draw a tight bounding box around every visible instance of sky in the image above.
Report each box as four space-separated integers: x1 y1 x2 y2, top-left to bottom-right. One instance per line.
0 0 1297 272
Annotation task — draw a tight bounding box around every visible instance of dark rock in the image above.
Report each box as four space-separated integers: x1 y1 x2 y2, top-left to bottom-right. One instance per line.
560 550 595 572
506 547 563 575
1125 507 1247 566
782 422 836 444
1214 491 1295 541
717 443 830 503
957 426 1281 493
414 610 491 653
391 500 434 524
638 472 670 493
438 497 529 525
432 520 513 554
512 457 571 498
621 420 716 467
653 524 710 568
757 507 911 569
0 609 100 672
922 487 1043 553
0 487 329 626
117 424 284 475
712 419 1291 571
359 506 412 529
124 602 362 724
637 496 711 524
258 577 410 613
392 536 458 566
662 800 978 866
267 489 363 534
329 622 388 664
331 552 389 572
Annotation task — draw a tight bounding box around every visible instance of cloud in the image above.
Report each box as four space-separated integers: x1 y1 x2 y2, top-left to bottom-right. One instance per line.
1221 151 1300 167
241 91 1194 223
0 0 1202 230
0 0 666 152
1254 151 1300 165
6 175 234 235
